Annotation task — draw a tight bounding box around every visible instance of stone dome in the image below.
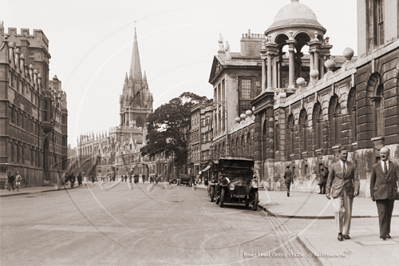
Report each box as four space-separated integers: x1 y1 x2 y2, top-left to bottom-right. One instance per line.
265 0 325 35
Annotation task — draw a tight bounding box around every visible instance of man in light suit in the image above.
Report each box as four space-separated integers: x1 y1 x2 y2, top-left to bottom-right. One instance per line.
326 149 360 241
370 147 399 240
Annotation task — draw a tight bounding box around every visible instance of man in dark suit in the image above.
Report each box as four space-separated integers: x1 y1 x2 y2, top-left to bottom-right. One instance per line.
284 165 294 197
370 147 399 240
318 165 327 194
326 149 360 241
7 171 15 191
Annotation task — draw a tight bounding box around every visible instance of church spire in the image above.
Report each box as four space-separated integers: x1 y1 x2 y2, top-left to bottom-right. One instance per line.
130 25 142 80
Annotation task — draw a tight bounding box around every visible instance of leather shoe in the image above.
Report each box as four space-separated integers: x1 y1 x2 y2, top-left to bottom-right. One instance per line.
337 233 343 241
343 235 350 239
381 237 386 241
386 233 391 239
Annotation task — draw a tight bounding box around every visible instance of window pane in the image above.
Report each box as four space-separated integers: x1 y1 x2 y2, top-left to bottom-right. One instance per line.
241 79 251 99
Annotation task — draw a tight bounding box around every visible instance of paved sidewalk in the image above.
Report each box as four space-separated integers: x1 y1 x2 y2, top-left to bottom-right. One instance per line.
0 184 80 197
258 190 399 265
258 190 399 218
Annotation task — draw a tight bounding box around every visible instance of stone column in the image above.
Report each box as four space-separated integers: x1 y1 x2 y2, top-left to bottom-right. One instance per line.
309 51 314 71
272 55 277 89
287 41 296 89
267 53 272 89
314 50 319 78
320 57 325 78
277 59 281 88
262 59 266 92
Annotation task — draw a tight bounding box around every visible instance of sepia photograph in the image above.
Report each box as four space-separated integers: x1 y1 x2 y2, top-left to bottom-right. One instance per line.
1 0 399 265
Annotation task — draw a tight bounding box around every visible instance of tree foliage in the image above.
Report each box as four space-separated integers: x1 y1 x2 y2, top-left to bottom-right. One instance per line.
140 92 212 157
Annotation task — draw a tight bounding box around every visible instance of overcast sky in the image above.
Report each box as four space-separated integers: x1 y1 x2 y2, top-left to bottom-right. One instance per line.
3 0 357 147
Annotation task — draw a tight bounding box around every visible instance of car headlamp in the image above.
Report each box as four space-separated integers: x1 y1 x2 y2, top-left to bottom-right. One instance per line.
229 184 235 191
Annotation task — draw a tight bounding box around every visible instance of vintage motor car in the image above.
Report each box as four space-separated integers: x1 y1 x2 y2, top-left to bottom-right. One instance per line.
178 174 193 186
168 177 177 185
215 157 259 211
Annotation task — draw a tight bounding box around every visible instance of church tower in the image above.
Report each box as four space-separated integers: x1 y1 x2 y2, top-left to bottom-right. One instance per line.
119 27 153 129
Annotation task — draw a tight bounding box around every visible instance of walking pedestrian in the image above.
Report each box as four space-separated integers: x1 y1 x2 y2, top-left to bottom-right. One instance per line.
15 171 22 192
142 174 145 183
7 171 15 191
326 149 360 241
370 147 399 240
318 165 327 194
284 165 294 197
125 175 127 182
70 173 76 188
77 172 82 186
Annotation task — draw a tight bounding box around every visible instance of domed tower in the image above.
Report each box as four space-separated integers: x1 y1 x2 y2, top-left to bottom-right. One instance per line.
261 0 332 90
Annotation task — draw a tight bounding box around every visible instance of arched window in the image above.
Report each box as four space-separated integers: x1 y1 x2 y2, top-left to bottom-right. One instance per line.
300 109 308 151
312 103 323 150
334 102 342 145
274 122 280 152
136 116 144 128
374 84 384 137
328 96 341 146
348 88 357 143
287 115 295 157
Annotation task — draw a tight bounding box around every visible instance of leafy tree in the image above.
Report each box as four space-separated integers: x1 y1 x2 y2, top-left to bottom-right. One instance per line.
140 92 212 157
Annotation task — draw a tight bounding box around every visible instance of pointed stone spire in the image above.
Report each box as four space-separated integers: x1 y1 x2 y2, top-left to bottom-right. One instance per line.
143 70 147 81
130 25 142 80
125 72 128 83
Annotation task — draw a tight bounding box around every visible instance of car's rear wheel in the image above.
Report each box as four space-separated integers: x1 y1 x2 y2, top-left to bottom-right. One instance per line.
220 188 225 207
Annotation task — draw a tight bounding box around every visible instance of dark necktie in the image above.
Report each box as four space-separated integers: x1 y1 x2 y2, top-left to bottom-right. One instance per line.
383 161 387 175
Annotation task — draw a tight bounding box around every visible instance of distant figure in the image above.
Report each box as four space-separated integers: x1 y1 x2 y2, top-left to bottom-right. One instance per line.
284 165 294 197
370 147 399 241
142 174 145 183
15 171 22 192
77 172 82 186
318 166 327 194
71 173 77 188
7 171 15 191
326 149 359 242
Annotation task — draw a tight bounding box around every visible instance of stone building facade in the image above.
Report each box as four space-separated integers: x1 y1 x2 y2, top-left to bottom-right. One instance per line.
208 0 399 196
0 23 68 186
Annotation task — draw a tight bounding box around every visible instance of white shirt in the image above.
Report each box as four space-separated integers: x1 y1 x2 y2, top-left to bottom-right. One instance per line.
381 160 389 172
340 160 347 172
